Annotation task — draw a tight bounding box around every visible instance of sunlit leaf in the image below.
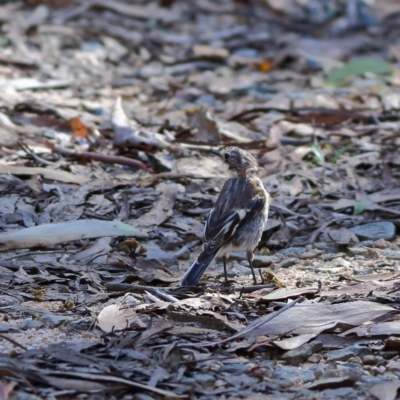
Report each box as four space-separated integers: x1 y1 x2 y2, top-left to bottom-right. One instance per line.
0 220 147 249
312 143 325 163
353 201 367 215
327 57 392 83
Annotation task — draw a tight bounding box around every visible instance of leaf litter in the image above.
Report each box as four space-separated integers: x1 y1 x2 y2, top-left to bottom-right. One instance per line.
1 0 400 399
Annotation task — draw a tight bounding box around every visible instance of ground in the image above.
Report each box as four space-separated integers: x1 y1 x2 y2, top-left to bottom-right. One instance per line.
1 0 400 399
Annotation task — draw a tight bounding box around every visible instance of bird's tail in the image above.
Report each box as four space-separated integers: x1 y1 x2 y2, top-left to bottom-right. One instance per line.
178 247 218 286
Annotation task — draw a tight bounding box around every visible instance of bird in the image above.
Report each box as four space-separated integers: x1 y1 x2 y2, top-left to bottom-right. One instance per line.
179 146 270 287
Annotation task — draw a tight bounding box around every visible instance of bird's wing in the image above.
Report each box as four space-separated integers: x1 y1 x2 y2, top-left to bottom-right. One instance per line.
203 189 266 251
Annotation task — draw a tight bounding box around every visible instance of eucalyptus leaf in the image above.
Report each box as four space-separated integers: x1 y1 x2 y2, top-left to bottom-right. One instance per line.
327 57 392 83
260 287 319 301
353 201 367 215
0 220 147 249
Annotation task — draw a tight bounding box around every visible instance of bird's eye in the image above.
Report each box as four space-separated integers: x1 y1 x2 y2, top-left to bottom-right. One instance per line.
225 153 230 160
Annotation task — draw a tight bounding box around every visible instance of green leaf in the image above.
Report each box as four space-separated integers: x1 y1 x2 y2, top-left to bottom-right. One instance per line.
353 201 367 215
312 143 325 163
327 57 392 83
331 144 350 163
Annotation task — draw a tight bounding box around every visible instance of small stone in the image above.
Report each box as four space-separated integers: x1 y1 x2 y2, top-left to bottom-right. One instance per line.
139 62 164 78
360 374 385 385
325 345 371 362
252 255 279 267
233 48 257 58
145 243 177 266
322 252 346 261
307 353 323 363
293 124 314 136
370 366 385 376
300 250 321 260
351 345 372 359
354 267 374 274
314 242 339 252
310 76 324 88
181 373 215 389
314 387 357 397
281 341 323 366
362 355 383 365
332 257 352 268
214 379 227 388
276 258 297 269
379 351 399 359
0 323 19 333
272 366 315 387
20 319 44 330
233 263 252 276
192 45 229 60
278 247 306 256
0 121 17 147
382 372 399 380
0 296 19 307
386 359 400 372
382 250 400 260
316 266 346 274
347 247 369 256
349 222 396 241
224 373 259 388
310 364 325 379
40 313 70 328
347 356 362 364
218 363 250 374
372 239 391 249
384 336 400 351
382 92 400 111
176 248 190 260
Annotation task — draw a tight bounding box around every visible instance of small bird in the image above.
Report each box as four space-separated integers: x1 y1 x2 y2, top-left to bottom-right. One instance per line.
179 147 270 287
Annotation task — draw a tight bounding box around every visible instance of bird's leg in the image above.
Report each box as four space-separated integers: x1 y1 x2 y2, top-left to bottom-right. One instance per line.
223 255 228 283
246 250 257 285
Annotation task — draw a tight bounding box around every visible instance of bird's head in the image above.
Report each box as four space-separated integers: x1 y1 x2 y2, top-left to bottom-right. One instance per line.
213 147 258 177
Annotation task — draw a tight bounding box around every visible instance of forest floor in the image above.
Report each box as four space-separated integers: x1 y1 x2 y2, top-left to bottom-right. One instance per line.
1 1 400 399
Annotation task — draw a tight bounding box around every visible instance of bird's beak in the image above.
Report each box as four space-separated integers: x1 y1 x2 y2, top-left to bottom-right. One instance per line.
211 150 221 157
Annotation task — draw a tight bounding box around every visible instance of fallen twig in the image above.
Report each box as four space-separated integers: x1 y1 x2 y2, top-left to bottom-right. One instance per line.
18 140 54 166
44 139 153 172
0 333 27 351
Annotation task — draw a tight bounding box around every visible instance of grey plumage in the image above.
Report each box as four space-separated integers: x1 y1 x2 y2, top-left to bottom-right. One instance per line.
179 147 270 287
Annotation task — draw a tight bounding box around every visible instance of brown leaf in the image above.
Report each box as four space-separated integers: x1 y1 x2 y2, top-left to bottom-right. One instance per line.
273 333 319 351
0 165 89 185
321 227 359 245
185 106 220 143
135 321 174 350
70 116 89 141
249 301 393 336
167 297 244 332
289 177 303 197
341 321 400 338
97 303 146 333
0 381 17 400
136 182 179 228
